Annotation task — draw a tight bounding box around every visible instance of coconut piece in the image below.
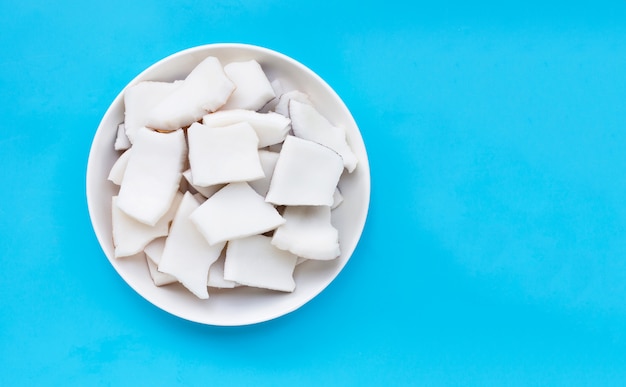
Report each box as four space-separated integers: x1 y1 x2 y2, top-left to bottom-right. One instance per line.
332 187 344 210
272 206 340 260
144 238 177 286
248 150 279 197
114 123 131 150
270 78 286 98
207 251 238 289
107 148 132 186
187 122 264 186
112 192 182 258
124 81 182 142
117 127 187 226
221 60 275 111
144 237 166 264
202 110 290 148
259 78 286 113
289 100 358 173
145 258 176 287
146 56 235 131
190 182 285 246
265 135 343 206
224 235 297 292
182 169 223 199
146 258 176 287
158 192 226 299
274 90 311 119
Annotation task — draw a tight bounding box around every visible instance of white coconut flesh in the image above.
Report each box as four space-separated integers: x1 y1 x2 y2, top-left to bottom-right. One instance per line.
108 54 363 299
190 182 285 246
107 147 132 186
224 235 297 292
147 56 235 131
144 238 177 286
144 237 166 264
114 123 131 151
158 192 226 299
271 205 340 261
220 60 275 111
116 127 187 226
289 99 358 173
332 188 344 210
202 109 290 148
258 78 286 113
111 192 182 258
274 90 311 119
182 169 223 199
123 80 182 142
187 122 264 186
265 135 344 206
207 251 238 289
248 150 280 197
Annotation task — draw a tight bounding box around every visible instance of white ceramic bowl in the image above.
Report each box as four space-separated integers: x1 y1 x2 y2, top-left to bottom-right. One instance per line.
86 43 370 326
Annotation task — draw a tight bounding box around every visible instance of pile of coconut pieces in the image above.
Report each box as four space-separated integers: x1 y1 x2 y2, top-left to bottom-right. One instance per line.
108 56 358 299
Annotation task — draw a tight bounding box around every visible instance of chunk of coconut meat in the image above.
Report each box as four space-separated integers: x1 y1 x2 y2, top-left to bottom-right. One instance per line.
115 123 131 151
224 235 297 292
111 192 182 258
248 150 279 197
259 78 287 113
270 78 287 98
332 187 344 210
108 147 132 186
187 122 264 186
265 135 343 206
124 81 182 142
144 238 177 286
190 182 285 246
144 237 166 264
158 192 226 299
289 100 358 173
272 206 340 260
117 127 187 226
202 110 290 148
182 169 223 199
221 60 275 111
147 56 235 131
207 251 238 289
274 90 311 119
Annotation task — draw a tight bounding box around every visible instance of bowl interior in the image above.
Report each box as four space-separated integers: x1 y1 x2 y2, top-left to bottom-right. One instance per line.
86 43 370 326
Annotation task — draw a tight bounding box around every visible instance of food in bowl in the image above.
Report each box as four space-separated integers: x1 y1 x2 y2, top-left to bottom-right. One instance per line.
109 54 357 300
87 44 370 325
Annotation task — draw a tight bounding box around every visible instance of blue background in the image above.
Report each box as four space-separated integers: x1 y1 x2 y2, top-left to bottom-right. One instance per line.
2 0 626 385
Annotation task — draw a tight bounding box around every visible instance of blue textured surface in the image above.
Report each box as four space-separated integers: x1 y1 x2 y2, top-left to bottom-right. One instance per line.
2 1 626 385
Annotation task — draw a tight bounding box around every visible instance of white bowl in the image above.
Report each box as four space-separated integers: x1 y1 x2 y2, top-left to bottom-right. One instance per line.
86 43 370 326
